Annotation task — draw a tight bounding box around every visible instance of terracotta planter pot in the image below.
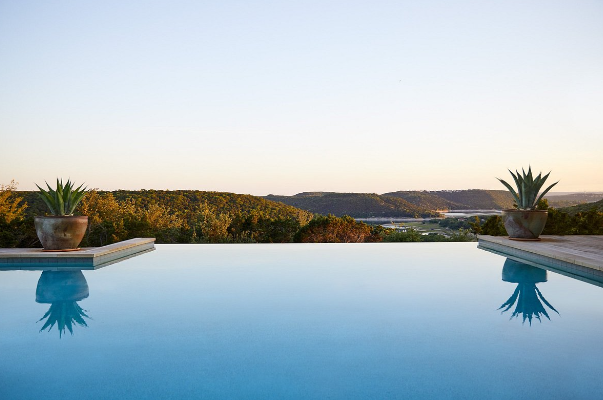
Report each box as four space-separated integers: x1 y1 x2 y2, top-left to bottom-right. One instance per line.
36 270 89 303
501 259 547 283
501 210 548 240
34 216 88 250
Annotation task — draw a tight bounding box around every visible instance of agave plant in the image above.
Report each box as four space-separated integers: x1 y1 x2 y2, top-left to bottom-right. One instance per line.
499 283 559 325
36 271 90 337
497 167 558 210
499 259 559 325
36 179 87 216
38 301 90 338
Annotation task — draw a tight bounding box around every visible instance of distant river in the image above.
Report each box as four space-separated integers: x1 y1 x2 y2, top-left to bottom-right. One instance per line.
442 210 501 218
357 210 501 224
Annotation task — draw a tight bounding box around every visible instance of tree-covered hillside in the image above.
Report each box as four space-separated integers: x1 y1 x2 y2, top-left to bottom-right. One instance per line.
384 190 514 210
547 192 603 204
561 198 603 215
6 190 314 246
18 190 312 223
110 190 312 221
381 191 462 210
274 190 596 214
266 190 515 215
264 192 439 218
434 190 514 209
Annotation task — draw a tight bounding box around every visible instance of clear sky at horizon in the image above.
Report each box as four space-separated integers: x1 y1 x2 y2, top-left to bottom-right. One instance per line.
1 0 602 195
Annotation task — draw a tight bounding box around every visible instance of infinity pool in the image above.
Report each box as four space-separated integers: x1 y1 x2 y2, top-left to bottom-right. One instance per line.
2 243 603 399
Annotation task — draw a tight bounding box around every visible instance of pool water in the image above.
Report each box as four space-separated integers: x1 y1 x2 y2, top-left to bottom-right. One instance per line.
2 243 603 399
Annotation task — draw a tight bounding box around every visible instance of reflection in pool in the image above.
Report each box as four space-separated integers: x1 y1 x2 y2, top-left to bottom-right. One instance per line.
2 244 603 400
35 270 90 337
498 258 559 325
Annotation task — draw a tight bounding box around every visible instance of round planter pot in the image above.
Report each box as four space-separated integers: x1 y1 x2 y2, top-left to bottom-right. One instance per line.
36 270 89 303
34 216 88 250
501 258 547 283
501 209 548 240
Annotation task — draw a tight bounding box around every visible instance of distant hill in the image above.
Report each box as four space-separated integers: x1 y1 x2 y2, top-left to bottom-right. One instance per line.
18 189 601 221
433 190 514 209
264 192 439 218
545 193 603 208
267 190 601 216
385 190 515 210
384 190 600 210
561 198 603 215
19 190 313 221
380 191 460 210
380 190 514 210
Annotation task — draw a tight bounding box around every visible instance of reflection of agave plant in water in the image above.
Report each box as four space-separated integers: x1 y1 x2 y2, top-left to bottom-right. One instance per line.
499 259 559 325
38 302 90 337
36 271 90 337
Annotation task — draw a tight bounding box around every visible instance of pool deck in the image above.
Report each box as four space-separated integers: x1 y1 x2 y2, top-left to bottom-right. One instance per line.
0 238 155 270
478 235 603 284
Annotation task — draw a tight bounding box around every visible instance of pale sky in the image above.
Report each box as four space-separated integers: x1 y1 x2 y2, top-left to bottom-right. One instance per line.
1 0 602 195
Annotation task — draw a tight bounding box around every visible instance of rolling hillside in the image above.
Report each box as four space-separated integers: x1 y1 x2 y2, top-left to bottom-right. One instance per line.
266 190 515 216
264 192 439 218
385 190 515 210
18 189 600 222
546 193 603 208
267 190 600 216
380 191 460 210
18 190 314 221
561 198 603 215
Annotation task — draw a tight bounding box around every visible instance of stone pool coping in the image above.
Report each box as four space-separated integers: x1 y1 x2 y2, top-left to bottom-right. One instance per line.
0 238 155 270
478 235 603 286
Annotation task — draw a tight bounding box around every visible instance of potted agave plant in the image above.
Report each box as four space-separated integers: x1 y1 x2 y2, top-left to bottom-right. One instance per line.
35 179 88 251
497 167 558 240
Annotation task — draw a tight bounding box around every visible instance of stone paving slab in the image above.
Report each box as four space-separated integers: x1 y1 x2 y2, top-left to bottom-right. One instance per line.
478 235 603 285
0 238 155 269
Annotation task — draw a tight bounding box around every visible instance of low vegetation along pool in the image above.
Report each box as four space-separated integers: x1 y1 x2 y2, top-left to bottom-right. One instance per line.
2 243 603 399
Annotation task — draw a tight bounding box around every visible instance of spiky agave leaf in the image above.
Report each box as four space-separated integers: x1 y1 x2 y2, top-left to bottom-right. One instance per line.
497 178 520 206
67 183 88 215
61 179 73 214
535 286 559 315
34 179 88 215
55 179 65 216
497 167 558 210
529 172 544 207
498 286 520 312
35 184 58 215
499 283 559 325
509 169 521 191
535 180 559 207
520 177 528 209
37 301 90 338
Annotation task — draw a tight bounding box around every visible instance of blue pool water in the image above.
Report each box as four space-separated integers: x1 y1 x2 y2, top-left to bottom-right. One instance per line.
2 243 603 399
